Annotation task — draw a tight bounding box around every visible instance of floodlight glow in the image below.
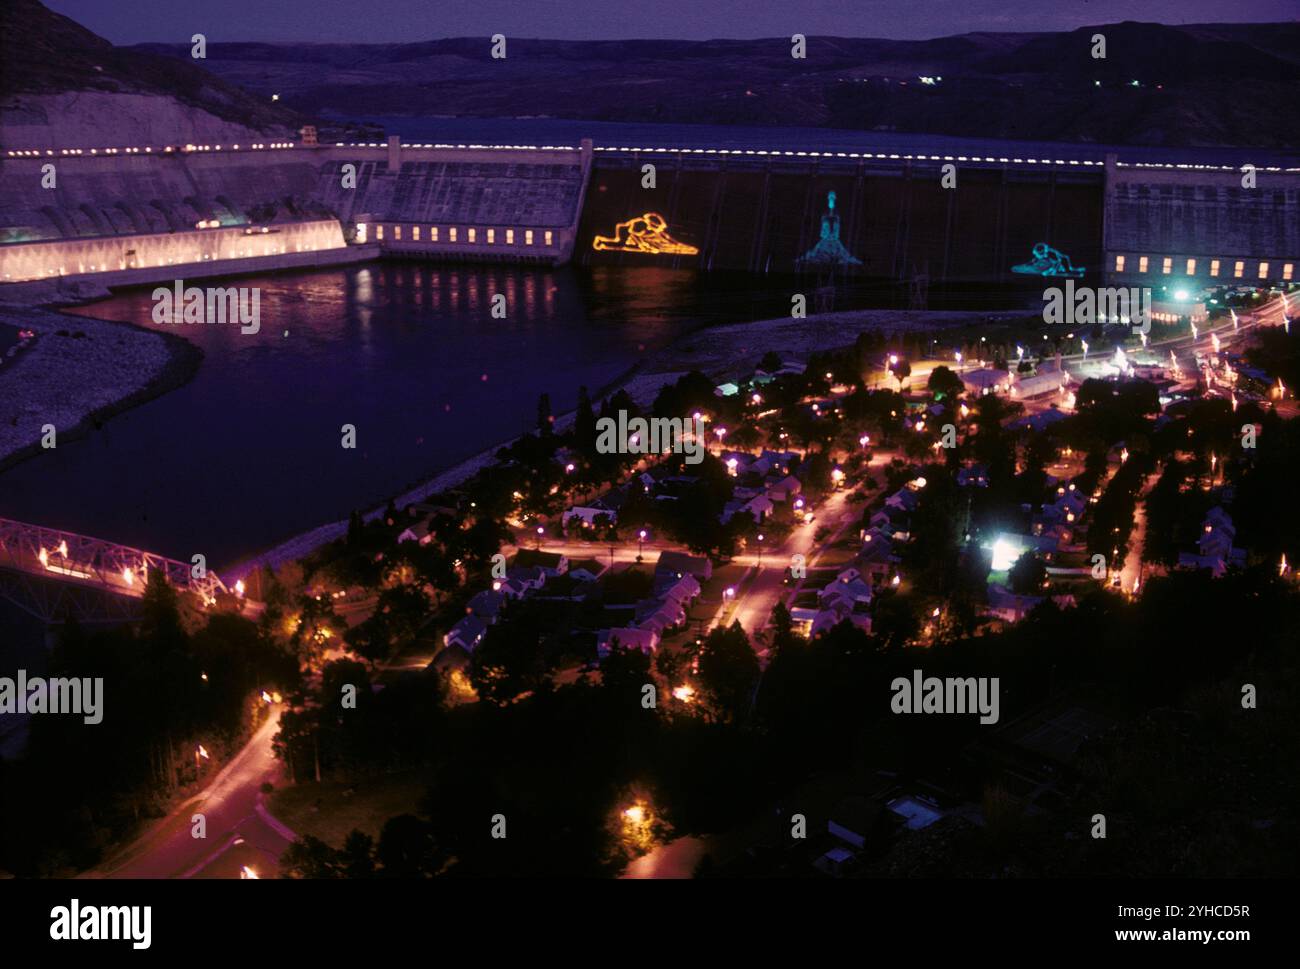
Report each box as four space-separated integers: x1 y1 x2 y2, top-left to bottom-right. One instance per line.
991 537 1023 572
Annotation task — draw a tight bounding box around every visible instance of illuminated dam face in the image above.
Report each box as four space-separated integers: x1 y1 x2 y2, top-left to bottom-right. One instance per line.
0 138 1296 290
577 152 1106 281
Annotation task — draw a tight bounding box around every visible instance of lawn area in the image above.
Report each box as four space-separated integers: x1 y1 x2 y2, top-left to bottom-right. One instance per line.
269 768 434 848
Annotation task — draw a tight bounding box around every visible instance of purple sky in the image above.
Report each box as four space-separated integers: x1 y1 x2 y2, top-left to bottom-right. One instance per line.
43 0 1298 44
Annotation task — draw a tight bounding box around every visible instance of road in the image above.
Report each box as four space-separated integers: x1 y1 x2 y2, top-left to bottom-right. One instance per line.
92 710 296 880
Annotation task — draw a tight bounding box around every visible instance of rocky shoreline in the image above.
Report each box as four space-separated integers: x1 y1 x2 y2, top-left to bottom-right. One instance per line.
0 302 202 474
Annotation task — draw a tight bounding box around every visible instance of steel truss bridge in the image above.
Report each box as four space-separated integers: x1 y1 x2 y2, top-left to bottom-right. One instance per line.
0 516 229 624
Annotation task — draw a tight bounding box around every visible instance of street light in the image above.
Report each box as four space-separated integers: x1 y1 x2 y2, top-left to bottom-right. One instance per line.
756 533 764 567
638 528 647 561
535 525 544 549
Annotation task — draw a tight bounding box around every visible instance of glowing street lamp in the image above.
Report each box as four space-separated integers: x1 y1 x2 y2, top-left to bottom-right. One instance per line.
535 525 544 549
638 528 647 559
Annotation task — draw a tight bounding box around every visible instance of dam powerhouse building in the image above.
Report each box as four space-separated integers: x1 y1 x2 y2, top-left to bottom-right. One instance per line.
1 132 1297 296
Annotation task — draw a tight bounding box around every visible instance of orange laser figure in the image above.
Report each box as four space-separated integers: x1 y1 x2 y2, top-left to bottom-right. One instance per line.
592 212 698 255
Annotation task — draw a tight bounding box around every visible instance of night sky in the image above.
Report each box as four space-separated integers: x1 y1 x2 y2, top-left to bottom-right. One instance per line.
42 0 1299 44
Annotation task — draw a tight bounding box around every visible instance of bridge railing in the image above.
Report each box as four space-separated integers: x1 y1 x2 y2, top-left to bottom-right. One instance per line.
0 516 229 603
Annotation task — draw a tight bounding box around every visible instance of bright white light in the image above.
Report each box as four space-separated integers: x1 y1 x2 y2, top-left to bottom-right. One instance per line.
991 537 1023 572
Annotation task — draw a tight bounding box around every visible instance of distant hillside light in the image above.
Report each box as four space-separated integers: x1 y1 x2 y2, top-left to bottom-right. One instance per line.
272 94 280 101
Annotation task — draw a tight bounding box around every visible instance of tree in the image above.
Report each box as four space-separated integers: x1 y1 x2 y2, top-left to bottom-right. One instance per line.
600 641 654 707
696 621 759 722
470 608 547 705
927 365 964 401
376 815 446 877
574 385 597 456
281 836 344 878
804 451 833 495
893 359 912 391
341 830 376 878
759 351 783 373
537 392 553 436
1008 550 1047 595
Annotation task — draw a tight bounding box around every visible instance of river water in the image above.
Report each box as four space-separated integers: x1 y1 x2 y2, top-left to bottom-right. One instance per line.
0 262 950 569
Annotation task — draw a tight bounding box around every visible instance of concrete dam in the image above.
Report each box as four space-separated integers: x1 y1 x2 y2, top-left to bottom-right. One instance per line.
1 134 1297 296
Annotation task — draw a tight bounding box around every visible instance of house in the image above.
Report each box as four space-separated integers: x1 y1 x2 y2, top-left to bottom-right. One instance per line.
886 795 943 831
813 845 859 877
857 530 899 580
1043 487 1087 525
568 558 606 583
961 367 1010 396
789 605 820 630
407 501 457 520
564 505 616 529
499 577 531 599
1177 507 1246 574
512 549 568 577
655 550 713 582
397 517 435 546
810 600 871 637
596 627 660 658
636 600 686 635
885 487 921 514
828 796 886 849
1010 408 1070 433
869 503 911 539
1012 370 1071 400
506 565 548 591
986 584 1076 623
819 570 874 610
445 615 488 652
467 589 506 622
720 451 754 473
765 475 802 503
722 494 774 524
531 574 597 602
656 572 701 607
986 583 1044 623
